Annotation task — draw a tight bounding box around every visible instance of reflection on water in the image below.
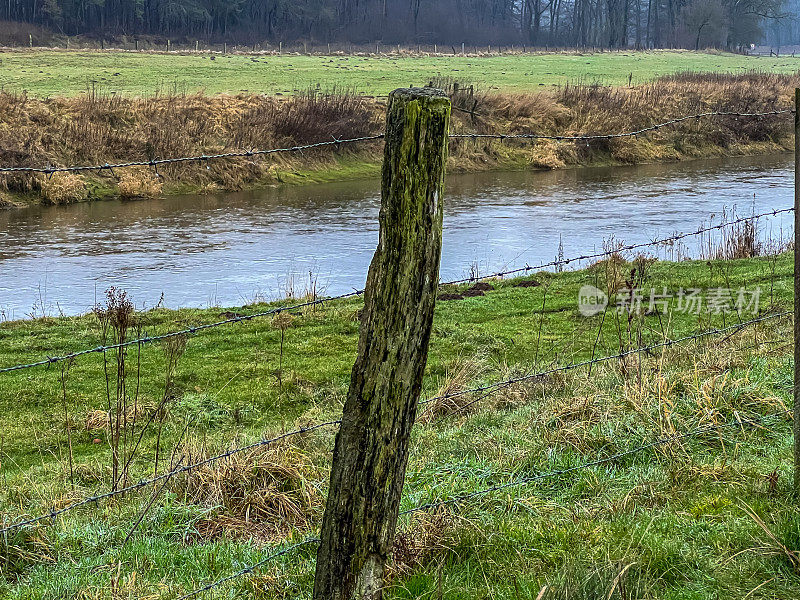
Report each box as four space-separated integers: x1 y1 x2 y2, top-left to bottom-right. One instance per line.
0 153 793 318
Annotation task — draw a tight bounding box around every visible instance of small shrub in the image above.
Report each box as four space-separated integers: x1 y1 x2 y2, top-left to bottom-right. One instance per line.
38 173 88 205
117 167 163 199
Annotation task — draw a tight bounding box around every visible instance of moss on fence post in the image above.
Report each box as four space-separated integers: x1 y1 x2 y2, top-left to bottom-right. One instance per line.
313 87 451 600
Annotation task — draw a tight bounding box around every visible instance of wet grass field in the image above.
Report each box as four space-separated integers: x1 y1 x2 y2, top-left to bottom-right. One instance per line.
1 252 797 598
2 49 800 97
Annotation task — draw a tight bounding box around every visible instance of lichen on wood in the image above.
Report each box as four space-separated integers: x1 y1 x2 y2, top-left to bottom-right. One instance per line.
313 87 451 600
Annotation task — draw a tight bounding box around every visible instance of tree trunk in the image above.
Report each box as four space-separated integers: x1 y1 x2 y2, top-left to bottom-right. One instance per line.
312 87 451 600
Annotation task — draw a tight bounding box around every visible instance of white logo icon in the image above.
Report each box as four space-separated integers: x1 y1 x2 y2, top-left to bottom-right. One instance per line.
578 285 608 317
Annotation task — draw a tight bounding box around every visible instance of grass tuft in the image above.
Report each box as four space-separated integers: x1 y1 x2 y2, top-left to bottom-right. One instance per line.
172 442 322 544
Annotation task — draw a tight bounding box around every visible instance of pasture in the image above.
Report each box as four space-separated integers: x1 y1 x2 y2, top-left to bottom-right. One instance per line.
0 249 797 599
2 49 800 97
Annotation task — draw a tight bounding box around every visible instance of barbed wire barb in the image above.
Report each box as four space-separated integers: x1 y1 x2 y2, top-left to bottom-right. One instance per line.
175 537 321 600
400 409 791 516
0 134 386 174
0 420 342 535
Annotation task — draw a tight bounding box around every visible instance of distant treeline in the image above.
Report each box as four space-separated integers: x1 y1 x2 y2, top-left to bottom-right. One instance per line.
0 0 791 49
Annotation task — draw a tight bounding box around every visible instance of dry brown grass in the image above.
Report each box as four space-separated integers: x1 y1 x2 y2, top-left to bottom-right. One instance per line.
0 72 794 202
417 355 485 424
388 512 464 581
449 70 794 171
172 441 322 544
0 527 56 579
117 167 163 199
85 403 155 431
37 172 88 204
488 313 794 465
0 190 19 208
0 88 382 200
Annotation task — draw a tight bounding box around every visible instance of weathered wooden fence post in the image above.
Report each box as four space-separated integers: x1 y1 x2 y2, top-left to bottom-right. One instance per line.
313 87 451 600
794 88 800 492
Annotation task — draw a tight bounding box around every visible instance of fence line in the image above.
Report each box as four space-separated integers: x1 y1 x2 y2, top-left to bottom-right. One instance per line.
0 206 791 376
0 291 365 375
0 110 791 175
0 135 386 174
2 99 796 598
449 110 793 141
401 409 791 516
173 407 791 599
0 309 788 537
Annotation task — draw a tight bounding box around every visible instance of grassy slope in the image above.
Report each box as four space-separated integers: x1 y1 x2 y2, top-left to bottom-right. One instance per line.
2 49 800 97
0 253 797 598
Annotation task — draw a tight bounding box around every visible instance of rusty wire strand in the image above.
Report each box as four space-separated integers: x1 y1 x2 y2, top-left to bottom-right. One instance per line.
174 537 322 600
442 206 795 286
449 109 792 142
0 135 386 174
0 420 340 536
399 409 791 515
417 310 792 407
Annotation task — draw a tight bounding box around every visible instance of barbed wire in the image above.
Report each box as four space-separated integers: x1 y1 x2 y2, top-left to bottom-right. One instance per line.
418 310 792 409
171 406 791 599
0 135 386 174
1 207 791 376
400 408 791 515
1 308 787 537
1 106 794 596
0 110 790 174
0 290 364 375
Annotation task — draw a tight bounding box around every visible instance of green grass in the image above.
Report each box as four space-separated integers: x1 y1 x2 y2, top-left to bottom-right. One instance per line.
3 49 800 97
0 253 797 598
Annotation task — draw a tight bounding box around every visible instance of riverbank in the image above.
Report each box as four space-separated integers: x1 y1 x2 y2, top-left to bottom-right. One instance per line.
0 71 795 207
0 251 795 598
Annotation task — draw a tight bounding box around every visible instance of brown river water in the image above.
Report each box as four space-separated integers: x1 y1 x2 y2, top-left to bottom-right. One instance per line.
0 153 794 318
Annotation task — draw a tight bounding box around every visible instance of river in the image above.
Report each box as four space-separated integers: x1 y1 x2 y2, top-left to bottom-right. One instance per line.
0 153 793 319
